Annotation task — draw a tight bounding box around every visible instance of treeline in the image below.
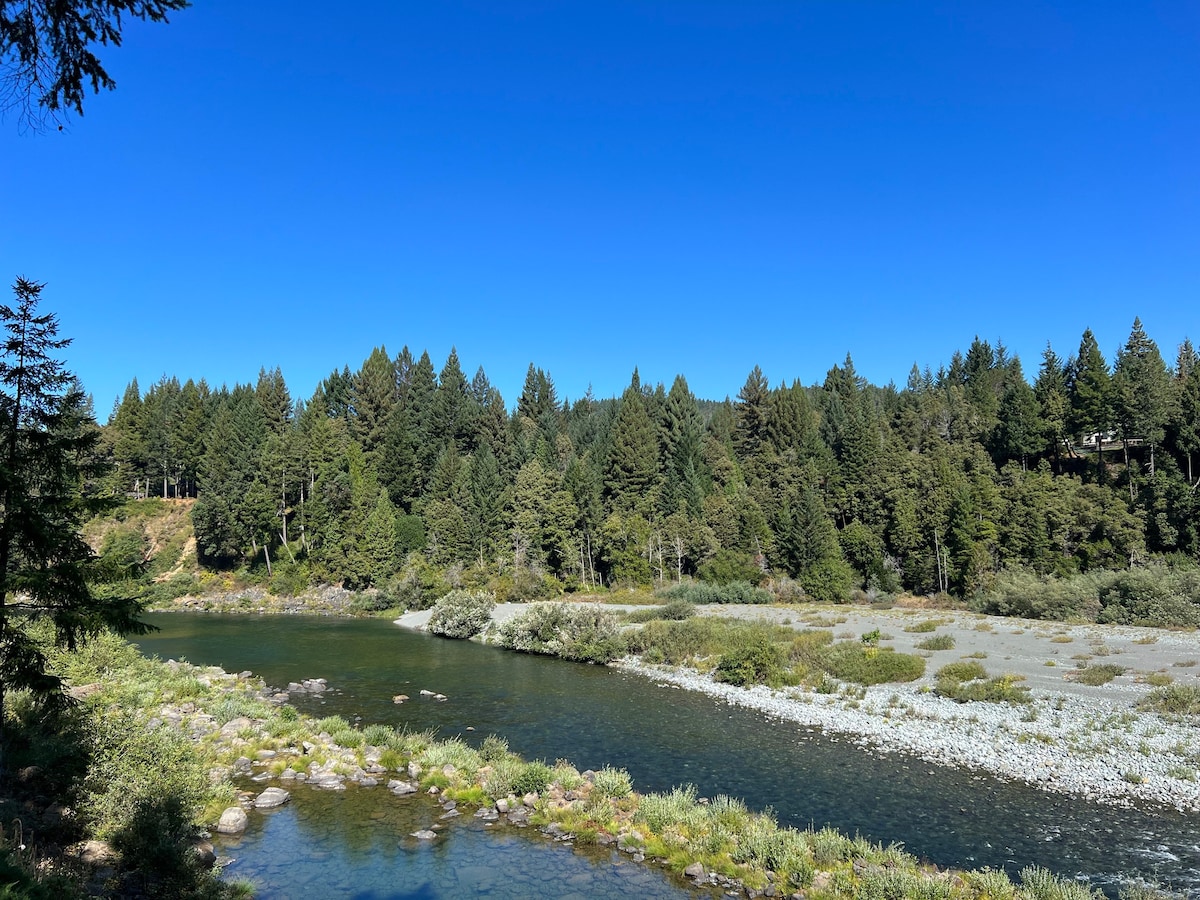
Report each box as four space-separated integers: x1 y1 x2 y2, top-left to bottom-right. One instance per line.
98 318 1200 605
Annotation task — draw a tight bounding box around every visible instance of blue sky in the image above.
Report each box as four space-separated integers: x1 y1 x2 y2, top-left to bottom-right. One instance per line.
2 1 1197 416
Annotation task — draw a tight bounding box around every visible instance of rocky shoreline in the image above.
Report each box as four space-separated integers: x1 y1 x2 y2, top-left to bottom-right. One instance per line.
614 656 1200 813
392 600 1200 815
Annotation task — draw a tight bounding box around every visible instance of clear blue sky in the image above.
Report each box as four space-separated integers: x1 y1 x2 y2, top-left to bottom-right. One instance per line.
2 1 1197 416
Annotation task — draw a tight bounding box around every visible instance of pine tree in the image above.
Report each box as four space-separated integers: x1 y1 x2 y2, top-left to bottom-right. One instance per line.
108 377 146 496
0 279 147 761
1033 344 1069 470
1113 318 1172 482
604 383 659 516
1171 339 1200 486
733 365 770 458
350 347 397 456
1068 329 1112 483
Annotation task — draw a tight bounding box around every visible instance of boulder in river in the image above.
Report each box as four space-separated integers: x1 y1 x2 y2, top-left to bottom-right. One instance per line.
254 787 291 809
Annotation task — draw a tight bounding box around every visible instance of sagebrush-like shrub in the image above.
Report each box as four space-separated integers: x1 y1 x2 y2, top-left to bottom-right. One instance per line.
661 580 772 604
493 603 625 663
428 589 495 639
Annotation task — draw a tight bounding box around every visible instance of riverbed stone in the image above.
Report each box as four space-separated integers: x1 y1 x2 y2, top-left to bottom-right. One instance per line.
254 787 291 809
216 807 248 834
684 862 705 879
411 830 436 840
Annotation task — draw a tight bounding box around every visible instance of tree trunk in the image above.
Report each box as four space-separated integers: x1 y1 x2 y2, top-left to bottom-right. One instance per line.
263 543 272 576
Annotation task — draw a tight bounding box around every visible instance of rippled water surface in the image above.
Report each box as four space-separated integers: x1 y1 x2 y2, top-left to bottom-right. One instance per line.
137 613 1200 896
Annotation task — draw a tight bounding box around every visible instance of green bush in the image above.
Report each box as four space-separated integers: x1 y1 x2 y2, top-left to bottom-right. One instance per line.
696 549 764 586
85 713 222 878
428 589 496 639
936 661 988 683
493 603 625 663
623 599 696 623
937 672 1031 704
511 760 553 796
1073 664 1126 686
1019 865 1104 900
714 640 784 687
819 643 925 685
478 734 510 762
625 617 798 666
590 766 633 800
916 634 956 651
799 556 856 604
635 784 701 833
1138 684 1200 716
661 580 772 604
978 565 1200 627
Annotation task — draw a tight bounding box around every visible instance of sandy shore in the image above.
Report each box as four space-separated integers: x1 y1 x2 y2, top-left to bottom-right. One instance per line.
395 601 1200 812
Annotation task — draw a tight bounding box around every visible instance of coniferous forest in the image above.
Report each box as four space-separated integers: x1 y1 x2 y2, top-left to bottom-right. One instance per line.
97 318 1200 623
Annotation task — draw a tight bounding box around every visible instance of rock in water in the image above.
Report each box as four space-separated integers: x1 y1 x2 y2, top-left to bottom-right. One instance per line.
253 787 291 809
216 807 248 834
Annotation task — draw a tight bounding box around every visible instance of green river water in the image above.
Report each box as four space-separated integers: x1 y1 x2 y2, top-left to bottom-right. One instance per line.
136 613 1200 898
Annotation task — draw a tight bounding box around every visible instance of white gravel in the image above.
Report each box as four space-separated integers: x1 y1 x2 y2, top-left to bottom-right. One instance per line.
399 600 1200 812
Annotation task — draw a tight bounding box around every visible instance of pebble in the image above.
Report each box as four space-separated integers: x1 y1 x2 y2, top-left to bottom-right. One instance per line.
616 659 1200 812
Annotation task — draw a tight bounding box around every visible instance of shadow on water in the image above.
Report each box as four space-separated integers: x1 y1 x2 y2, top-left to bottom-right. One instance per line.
138 613 1200 896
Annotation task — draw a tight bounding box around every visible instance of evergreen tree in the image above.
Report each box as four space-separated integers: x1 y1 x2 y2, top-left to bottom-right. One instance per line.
604 382 659 516
350 347 397 456
0 279 147 758
1113 318 1172 481
733 365 770 458
1068 329 1112 482
1171 339 1200 485
1033 344 1070 470
432 347 474 450
991 359 1042 470
108 377 146 496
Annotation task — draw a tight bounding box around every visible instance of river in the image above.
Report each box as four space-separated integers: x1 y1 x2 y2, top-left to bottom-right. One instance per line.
136 613 1200 897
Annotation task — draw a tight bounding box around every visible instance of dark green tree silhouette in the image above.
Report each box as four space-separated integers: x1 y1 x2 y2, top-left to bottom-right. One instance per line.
0 278 147 763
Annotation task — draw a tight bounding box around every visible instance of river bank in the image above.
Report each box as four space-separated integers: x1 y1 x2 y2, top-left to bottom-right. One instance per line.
397 602 1200 813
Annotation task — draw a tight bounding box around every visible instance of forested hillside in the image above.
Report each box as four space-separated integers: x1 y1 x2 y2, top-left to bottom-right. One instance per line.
95 319 1200 617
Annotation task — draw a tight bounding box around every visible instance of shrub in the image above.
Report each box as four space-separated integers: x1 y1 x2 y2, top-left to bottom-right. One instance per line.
819 643 925 685
799 556 856 604
428 589 496 639
1138 684 1200 716
478 734 510 762
590 766 633 799
85 712 222 878
714 640 784 687
903 620 939 633
976 569 1103 621
697 549 764 586
916 634 956 651
938 672 1031 704
511 760 553 796
1019 865 1104 900
936 661 988 683
661 580 772 604
493 603 625 663
1073 664 1126 686
623 599 696 623
635 784 701 833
